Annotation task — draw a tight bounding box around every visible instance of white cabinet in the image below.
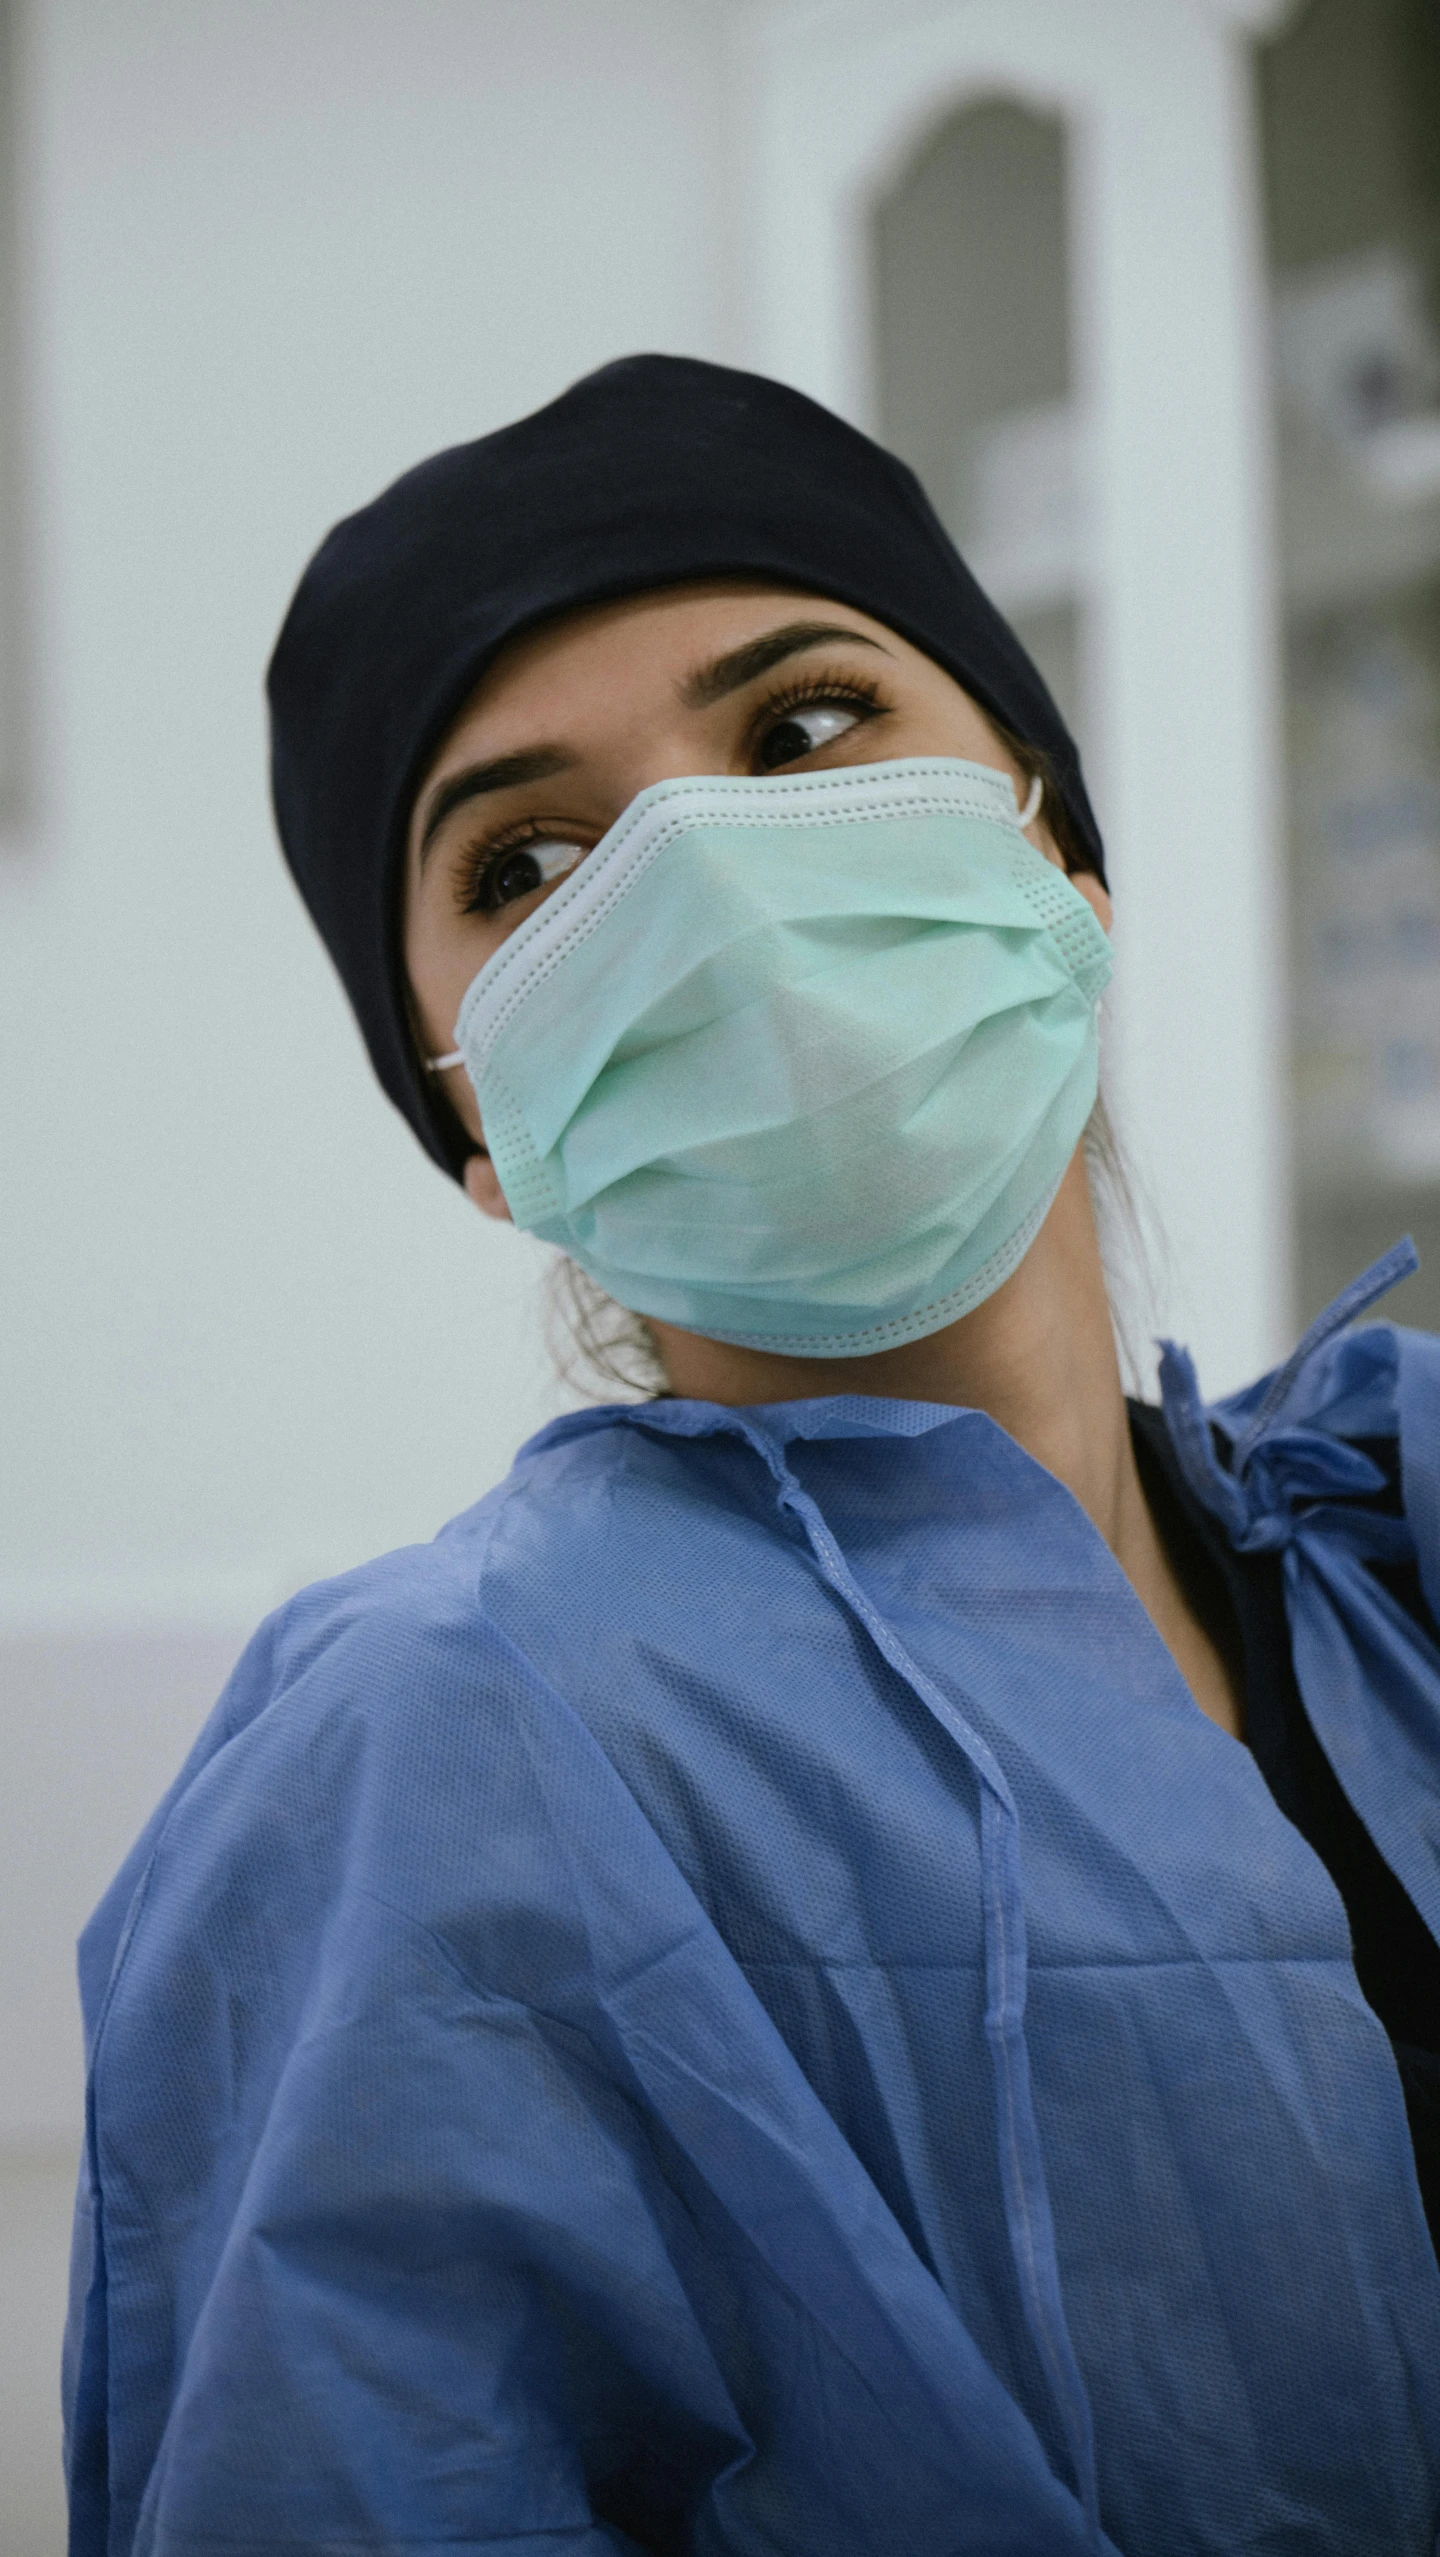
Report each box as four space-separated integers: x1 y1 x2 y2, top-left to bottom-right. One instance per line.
736 0 1294 1394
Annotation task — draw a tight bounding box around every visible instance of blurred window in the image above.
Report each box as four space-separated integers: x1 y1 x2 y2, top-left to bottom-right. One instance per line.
870 99 1086 755
1260 0 1440 1329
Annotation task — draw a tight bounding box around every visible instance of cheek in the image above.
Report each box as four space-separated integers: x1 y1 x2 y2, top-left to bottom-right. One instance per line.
1070 872 1113 934
464 1150 512 1219
405 888 484 1047
442 1066 486 1147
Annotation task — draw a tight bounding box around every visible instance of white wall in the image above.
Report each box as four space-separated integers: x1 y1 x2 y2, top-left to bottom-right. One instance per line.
0 0 733 2147
0 0 1295 2157
0 11 1299 2542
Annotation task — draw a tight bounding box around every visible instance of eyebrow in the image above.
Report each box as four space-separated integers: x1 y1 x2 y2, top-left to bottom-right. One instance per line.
418 745 574 861
417 621 890 863
679 619 890 710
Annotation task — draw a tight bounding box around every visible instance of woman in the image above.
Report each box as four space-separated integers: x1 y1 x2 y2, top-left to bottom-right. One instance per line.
66 356 1440 2556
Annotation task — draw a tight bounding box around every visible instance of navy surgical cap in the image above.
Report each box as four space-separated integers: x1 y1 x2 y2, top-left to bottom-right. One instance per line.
268 353 1106 1178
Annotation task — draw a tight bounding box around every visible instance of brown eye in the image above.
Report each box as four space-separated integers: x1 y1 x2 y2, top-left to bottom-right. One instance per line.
491 848 545 906
756 702 862 772
465 835 585 916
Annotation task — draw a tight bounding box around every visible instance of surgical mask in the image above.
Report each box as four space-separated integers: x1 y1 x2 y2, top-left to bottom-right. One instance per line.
433 758 1112 1356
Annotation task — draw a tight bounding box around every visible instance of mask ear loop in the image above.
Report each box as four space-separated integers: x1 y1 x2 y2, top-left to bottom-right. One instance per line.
426 1049 465 1073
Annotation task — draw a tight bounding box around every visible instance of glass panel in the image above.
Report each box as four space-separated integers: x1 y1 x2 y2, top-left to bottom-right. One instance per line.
871 100 1085 750
1259 0 1440 1330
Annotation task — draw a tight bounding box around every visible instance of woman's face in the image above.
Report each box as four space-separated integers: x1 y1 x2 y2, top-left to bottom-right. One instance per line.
403 581 1111 1217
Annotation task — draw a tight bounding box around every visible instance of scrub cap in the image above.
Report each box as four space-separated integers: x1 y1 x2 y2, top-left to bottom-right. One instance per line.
268 353 1106 1178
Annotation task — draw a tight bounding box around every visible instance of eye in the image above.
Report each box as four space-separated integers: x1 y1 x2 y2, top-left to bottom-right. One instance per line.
755 701 864 773
462 833 585 915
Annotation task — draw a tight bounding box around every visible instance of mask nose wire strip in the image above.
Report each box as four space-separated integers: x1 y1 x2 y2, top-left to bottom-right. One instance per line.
754 1436 1103 2546
429 766 1046 1074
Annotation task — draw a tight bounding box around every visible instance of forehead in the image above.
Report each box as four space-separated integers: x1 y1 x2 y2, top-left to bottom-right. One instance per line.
416 580 897 775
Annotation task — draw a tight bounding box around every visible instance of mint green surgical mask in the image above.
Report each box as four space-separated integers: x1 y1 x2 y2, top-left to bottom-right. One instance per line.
436 757 1112 1356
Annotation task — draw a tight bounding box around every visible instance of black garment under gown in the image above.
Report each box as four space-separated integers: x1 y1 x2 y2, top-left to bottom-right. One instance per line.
1131 1400 1440 2252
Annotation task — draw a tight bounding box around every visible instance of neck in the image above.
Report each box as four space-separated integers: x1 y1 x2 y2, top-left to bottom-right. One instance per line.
651 1146 1245 1740
650 1148 1136 1550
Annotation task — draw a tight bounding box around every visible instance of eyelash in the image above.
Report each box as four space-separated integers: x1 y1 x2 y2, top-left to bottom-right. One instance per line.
452 665 889 915
453 817 577 917
742 666 885 750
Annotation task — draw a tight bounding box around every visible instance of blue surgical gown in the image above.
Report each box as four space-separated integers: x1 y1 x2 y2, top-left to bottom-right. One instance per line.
64 1266 1440 2555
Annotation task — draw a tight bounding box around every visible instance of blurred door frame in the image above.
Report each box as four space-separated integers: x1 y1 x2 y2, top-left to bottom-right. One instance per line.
734 0 1299 1395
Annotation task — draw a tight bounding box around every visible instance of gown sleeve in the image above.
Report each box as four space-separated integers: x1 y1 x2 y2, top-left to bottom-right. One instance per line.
66 1566 1107 2557
96 1947 746 2553
63 1591 748 2555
